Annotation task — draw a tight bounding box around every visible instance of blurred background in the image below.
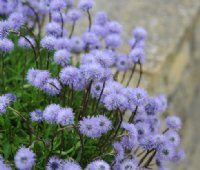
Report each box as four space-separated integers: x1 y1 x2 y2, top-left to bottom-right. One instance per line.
92 0 200 169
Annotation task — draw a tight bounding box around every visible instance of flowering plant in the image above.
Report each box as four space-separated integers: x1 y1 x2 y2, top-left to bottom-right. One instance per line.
0 0 185 169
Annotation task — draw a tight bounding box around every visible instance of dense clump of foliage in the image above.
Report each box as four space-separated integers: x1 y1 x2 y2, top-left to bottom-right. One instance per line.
0 0 185 169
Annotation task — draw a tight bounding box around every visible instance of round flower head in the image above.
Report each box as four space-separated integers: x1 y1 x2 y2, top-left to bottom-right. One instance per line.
56 108 74 126
94 11 108 26
55 37 71 51
66 0 74 8
43 104 61 123
82 32 100 49
135 122 150 139
51 11 63 23
0 20 10 39
18 36 35 48
145 97 159 115
81 53 96 65
96 115 112 134
46 22 62 37
5 93 16 102
27 68 39 86
106 21 123 34
91 24 107 38
166 115 182 130
60 66 79 85
103 93 128 111
91 82 104 98
62 160 81 170
0 95 10 114
41 36 56 50
0 38 14 52
54 49 71 67
70 36 85 53
86 160 110 170
121 135 138 149
171 148 186 162
164 130 180 147
46 156 63 170
8 12 25 31
133 27 147 41
116 54 132 71
121 122 138 137
147 115 161 134
78 0 94 11
92 50 115 68
129 48 145 64
156 94 168 113
50 0 66 11
120 159 137 170
14 147 36 170
113 142 124 162
105 34 121 49
156 143 175 161
0 160 12 170
79 116 101 138
66 9 81 22
34 70 51 89
43 78 61 96
80 63 104 82
30 109 43 122
139 135 156 150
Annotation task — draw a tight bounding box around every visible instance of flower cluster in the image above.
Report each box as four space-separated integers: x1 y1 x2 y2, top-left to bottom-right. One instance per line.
0 0 185 169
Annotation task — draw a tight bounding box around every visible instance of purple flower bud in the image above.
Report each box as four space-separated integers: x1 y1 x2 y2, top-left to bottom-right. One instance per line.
46 22 62 37
166 115 182 130
116 54 132 71
62 160 81 170
50 0 66 11
18 36 35 48
106 21 123 34
54 49 71 67
133 27 148 41
55 37 72 51
94 11 108 26
105 34 121 49
43 78 61 96
78 0 94 11
41 36 56 50
0 38 14 52
0 20 10 39
8 12 25 31
86 160 110 170
14 147 36 170
70 36 85 53
66 9 81 22
82 32 100 49
129 48 145 64
43 104 61 123
30 109 43 122
56 108 74 126
46 156 63 170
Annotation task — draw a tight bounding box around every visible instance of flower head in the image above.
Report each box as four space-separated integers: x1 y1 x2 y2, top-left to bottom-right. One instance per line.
54 49 71 67
0 38 14 52
46 156 63 170
43 104 61 123
56 108 74 126
14 147 36 170
86 160 110 170
30 109 43 122
79 0 94 11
